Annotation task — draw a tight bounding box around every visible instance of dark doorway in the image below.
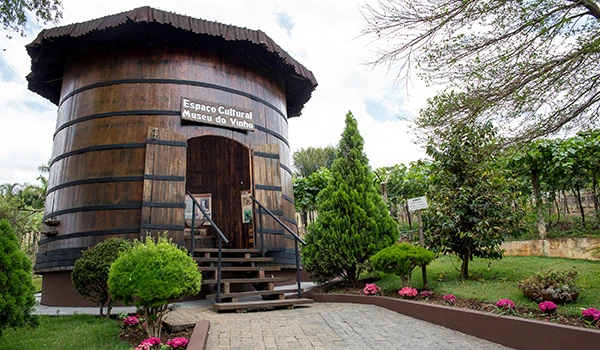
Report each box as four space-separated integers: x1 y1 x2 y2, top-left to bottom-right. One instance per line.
186 136 252 249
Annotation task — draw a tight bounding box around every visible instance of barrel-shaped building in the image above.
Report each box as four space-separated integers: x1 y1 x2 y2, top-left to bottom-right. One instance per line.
27 7 317 306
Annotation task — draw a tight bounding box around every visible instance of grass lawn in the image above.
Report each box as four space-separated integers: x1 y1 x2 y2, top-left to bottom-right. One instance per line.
32 275 42 293
0 315 131 350
371 255 600 316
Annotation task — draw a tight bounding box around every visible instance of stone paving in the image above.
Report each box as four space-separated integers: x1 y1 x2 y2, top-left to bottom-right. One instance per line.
165 302 512 350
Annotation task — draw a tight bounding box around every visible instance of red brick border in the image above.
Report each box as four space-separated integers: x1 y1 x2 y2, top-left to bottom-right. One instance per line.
308 293 600 350
187 320 210 350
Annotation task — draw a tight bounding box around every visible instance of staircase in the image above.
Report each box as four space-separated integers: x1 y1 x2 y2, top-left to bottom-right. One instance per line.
195 248 313 312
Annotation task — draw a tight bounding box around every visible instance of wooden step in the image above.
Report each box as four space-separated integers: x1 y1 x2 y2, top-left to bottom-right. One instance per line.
206 288 301 300
203 277 290 284
194 257 272 263
197 266 281 272
195 248 261 254
213 298 313 312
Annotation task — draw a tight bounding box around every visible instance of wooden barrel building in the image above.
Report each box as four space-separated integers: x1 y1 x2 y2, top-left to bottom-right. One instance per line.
27 7 317 306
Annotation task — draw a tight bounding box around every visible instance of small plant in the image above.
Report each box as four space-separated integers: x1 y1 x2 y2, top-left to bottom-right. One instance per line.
420 291 432 298
518 268 579 303
108 234 202 338
363 283 381 295
581 307 600 325
72 238 132 317
538 301 557 314
135 337 162 350
495 299 517 316
443 294 456 304
166 337 189 349
370 243 435 287
398 287 418 298
123 315 141 326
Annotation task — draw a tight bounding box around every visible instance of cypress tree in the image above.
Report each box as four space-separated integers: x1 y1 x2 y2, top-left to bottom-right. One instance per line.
302 111 398 285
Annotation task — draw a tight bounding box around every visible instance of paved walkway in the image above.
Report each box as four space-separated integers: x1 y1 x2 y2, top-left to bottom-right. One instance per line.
165 303 511 350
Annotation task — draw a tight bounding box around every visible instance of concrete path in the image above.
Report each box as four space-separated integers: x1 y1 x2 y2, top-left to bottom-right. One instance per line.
165 303 512 350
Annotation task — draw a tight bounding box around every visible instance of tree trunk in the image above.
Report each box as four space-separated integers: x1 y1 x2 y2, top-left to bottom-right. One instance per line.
531 168 547 239
460 251 470 280
301 211 308 234
573 187 585 223
562 190 570 214
593 175 600 214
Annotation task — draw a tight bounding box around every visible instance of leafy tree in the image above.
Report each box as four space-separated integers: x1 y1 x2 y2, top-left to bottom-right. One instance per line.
302 111 398 285
370 243 435 287
0 219 37 337
1 0 62 37
71 238 132 317
293 168 332 231
292 145 336 178
362 1 600 141
108 235 201 338
425 121 524 279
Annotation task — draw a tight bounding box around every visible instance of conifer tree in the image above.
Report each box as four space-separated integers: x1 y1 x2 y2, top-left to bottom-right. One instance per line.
302 111 398 285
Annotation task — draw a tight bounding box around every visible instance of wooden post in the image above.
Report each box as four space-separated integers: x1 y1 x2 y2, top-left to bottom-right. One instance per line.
417 210 427 289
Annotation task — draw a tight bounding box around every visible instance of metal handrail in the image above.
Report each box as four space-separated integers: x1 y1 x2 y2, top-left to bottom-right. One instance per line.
250 195 305 299
186 191 229 303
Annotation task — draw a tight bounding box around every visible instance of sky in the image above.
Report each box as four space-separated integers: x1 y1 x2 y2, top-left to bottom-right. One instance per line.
0 0 433 186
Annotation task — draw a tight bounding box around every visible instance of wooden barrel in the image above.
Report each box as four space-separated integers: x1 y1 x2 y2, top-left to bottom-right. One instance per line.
35 43 299 272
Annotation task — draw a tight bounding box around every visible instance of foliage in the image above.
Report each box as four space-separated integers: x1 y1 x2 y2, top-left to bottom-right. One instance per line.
362 0 600 142
108 235 201 338
424 121 525 279
370 243 434 287
292 145 336 178
302 111 398 285
0 219 37 337
0 314 131 350
518 269 579 303
1 0 62 37
71 238 132 317
293 168 332 229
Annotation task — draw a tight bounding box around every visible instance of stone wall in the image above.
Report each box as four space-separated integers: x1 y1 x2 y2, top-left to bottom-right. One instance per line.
501 238 600 261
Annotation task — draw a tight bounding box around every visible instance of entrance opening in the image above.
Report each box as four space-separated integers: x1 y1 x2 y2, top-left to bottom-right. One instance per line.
186 136 252 249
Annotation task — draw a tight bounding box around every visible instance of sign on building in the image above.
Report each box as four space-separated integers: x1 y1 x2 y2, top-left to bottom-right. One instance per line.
181 97 255 131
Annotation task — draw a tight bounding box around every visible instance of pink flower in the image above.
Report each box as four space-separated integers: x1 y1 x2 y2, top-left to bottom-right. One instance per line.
363 283 381 295
582 307 600 321
134 343 152 350
141 337 161 346
538 301 557 313
443 294 456 303
420 291 432 298
496 299 515 310
123 315 140 326
167 337 189 349
398 287 418 298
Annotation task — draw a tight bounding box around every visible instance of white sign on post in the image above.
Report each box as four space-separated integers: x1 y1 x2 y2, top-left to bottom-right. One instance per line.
407 196 428 211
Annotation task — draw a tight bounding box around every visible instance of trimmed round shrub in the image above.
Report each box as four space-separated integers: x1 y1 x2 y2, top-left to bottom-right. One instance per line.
0 219 37 337
71 238 132 317
370 243 435 287
108 235 201 338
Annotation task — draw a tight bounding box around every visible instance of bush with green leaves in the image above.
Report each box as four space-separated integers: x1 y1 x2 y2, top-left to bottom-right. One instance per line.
518 268 579 303
108 235 201 338
303 111 398 285
370 243 435 287
0 219 37 337
71 238 132 317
